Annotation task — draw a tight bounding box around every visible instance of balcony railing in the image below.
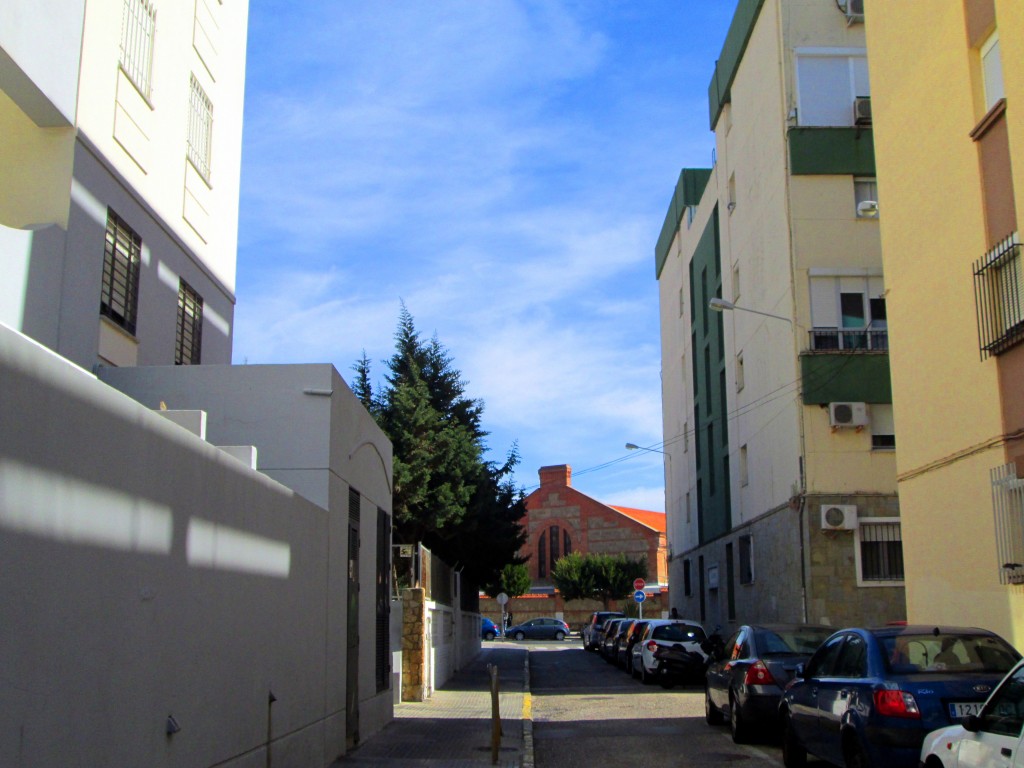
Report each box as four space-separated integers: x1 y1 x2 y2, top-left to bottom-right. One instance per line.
992 463 1024 585
808 328 889 352
974 232 1024 360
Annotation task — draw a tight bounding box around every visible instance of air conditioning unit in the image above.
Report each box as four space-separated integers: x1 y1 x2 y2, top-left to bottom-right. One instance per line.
854 96 872 125
844 0 864 23
821 504 858 531
829 402 868 428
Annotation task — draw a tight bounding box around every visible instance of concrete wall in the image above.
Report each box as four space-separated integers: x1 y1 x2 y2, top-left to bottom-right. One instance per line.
0 324 391 766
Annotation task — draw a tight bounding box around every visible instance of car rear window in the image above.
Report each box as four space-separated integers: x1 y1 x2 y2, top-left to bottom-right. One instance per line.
756 628 833 655
652 623 706 642
882 633 1021 674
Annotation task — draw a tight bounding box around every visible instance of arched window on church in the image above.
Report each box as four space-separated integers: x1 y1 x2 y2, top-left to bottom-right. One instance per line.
538 533 547 578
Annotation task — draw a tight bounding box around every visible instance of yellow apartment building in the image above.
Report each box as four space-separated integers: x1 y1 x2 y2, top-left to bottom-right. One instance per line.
865 0 1024 642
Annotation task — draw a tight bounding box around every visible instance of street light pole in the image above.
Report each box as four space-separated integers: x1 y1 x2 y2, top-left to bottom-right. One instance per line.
708 297 793 325
625 441 673 520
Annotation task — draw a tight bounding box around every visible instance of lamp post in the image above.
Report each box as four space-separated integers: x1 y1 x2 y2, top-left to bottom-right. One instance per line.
708 297 793 325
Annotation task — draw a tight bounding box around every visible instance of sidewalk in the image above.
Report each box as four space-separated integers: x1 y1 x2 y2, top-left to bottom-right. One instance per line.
333 646 532 768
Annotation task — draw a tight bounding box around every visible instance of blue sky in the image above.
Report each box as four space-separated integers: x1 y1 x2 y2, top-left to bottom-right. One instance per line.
233 1 738 511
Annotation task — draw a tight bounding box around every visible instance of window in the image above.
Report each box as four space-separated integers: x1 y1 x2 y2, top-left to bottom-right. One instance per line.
738 534 753 585
736 353 744 392
549 525 560 572
871 404 896 450
809 274 888 350
739 445 748 487
683 558 692 596
563 528 571 557
685 490 691 523
834 634 867 677
679 286 685 317
538 533 547 578
119 0 156 99
974 233 1024 358
982 31 1005 110
976 664 1024 737
187 74 214 181
732 264 740 301
100 209 142 335
795 50 870 126
175 280 203 365
856 519 904 585
728 173 737 212
854 177 878 217
683 421 689 453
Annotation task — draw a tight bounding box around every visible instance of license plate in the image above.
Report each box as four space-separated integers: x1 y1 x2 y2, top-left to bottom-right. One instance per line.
949 702 984 718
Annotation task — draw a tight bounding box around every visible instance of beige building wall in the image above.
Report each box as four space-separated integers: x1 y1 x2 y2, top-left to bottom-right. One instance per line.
865 0 1024 642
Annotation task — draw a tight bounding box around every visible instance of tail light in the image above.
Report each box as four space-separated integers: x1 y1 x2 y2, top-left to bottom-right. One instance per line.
743 660 777 686
873 689 921 719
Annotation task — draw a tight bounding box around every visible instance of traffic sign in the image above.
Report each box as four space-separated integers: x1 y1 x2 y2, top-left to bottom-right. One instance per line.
633 578 646 591
633 590 646 603
496 592 509 606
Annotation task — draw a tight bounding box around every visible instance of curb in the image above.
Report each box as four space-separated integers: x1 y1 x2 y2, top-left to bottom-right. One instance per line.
520 653 534 768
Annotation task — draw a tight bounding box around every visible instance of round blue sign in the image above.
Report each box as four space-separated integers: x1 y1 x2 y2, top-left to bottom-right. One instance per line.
633 590 646 603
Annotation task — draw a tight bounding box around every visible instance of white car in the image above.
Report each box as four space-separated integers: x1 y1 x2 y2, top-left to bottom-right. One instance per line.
630 619 708 686
921 658 1024 768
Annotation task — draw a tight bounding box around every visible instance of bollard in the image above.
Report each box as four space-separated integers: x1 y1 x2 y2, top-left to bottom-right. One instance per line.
489 663 502 765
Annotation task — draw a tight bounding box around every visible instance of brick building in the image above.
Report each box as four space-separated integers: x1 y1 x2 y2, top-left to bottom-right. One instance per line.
523 465 668 588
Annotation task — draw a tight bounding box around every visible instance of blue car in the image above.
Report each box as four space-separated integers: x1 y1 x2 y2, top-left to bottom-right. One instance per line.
779 625 1020 768
481 617 501 641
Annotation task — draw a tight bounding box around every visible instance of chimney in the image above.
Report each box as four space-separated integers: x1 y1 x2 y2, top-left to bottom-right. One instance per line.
539 465 571 488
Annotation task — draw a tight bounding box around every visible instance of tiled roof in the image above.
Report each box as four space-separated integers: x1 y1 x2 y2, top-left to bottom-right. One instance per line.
608 506 666 532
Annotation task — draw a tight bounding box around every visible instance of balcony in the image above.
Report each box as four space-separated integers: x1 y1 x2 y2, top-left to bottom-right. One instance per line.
974 232 1024 360
808 328 889 352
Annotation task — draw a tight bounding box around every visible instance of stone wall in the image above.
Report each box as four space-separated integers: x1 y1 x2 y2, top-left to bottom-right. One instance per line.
401 589 427 702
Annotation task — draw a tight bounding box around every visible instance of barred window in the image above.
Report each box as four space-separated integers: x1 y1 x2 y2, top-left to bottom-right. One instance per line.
187 74 213 181
857 520 904 584
175 280 203 365
101 209 142 335
975 233 1024 359
120 0 156 99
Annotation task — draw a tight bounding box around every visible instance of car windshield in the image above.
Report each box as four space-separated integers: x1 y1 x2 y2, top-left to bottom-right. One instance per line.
882 632 1021 674
652 623 706 642
756 628 834 655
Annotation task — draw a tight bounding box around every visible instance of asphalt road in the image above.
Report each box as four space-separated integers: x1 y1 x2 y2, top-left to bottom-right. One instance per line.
525 640 790 768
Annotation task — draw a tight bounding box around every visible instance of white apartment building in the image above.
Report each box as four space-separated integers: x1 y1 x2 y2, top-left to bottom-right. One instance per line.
2 0 246 369
656 0 904 632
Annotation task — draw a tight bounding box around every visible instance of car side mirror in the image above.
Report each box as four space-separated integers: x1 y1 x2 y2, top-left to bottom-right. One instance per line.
962 714 981 733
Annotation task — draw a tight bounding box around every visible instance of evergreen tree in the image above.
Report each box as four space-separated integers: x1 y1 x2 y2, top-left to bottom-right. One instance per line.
551 553 647 609
351 350 375 411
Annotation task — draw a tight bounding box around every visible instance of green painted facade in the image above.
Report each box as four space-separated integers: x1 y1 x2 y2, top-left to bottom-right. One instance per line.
707 0 766 130
800 352 892 404
656 168 712 278
689 207 731 544
788 128 877 176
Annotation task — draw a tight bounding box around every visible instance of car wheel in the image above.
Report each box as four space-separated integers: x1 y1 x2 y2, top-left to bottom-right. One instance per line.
515 631 525 641
782 713 807 768
843 735 870 768
484 630 495 641
555 630 565 641
705 688 725 725
730 694 750 744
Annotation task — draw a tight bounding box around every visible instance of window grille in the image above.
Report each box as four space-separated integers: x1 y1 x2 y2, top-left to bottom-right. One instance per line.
120 0 156 99
187 74 214 182
974 232 1024 359
858 521 904 582
101 209 142 335
174 280 203 365
992 463 1024 585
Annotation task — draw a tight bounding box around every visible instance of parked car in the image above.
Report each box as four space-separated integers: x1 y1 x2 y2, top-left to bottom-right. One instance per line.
583 611 625 651
631 619 708 685
704 623 834 743
779 625 1021 768
599 618 627 660
620 620 650 670
919 657 1024 768
505 617 570 641
481 617 501 641
611 619 639 668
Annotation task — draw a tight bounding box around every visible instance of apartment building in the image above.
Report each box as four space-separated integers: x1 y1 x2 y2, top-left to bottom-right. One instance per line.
2 0 245 369
657 0 904 632
865 1 1024 642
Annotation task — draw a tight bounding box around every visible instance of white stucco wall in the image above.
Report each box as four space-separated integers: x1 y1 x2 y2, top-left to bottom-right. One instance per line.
1 325 392 767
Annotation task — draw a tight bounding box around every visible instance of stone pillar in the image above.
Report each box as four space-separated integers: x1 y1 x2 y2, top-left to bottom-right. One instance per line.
401 588 428 702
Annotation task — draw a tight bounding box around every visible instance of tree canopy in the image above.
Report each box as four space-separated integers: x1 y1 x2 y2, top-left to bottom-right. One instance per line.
482 563 532 600
353 305 527 589
551 552 648 609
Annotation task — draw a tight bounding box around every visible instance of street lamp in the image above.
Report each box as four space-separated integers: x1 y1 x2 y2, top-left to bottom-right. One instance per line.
625 442 673 506
709 297 792 325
